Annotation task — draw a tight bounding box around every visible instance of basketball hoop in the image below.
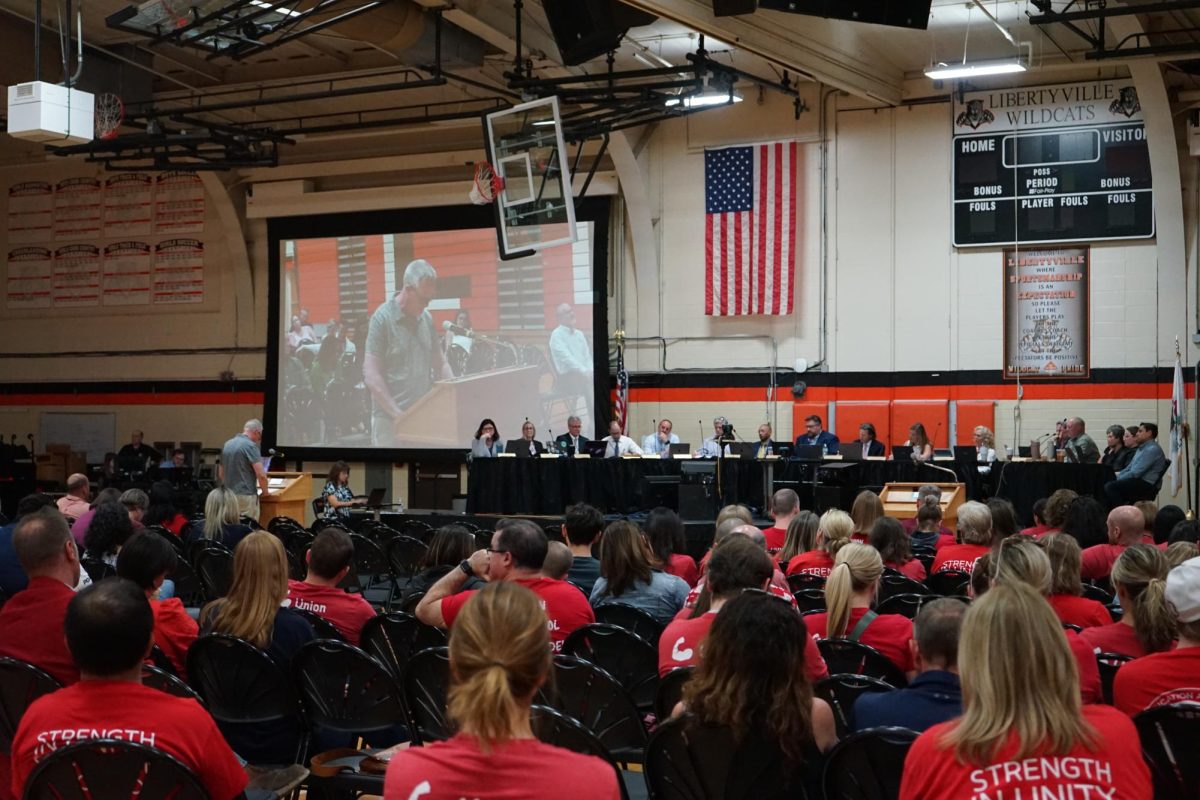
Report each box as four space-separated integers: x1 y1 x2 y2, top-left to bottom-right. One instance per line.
469 162 504 205
94 93 125 140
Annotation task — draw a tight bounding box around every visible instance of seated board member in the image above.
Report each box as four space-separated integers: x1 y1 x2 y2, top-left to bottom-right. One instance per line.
286 527 377 645
10 578 248 800
116 531 198 677
384 582 619 800
554 416 590 456
416 519 594 652
508 420 545 458
794 414 839 455
641 419 680 458
598 420 643 458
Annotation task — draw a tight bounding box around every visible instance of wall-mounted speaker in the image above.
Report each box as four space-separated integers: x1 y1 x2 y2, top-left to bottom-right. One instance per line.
542 0 657 66
758 0 933 30
712 0 758 16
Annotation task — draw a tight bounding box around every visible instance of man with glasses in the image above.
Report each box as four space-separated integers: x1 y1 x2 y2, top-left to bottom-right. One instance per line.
795 414 840 455
415 519 594 651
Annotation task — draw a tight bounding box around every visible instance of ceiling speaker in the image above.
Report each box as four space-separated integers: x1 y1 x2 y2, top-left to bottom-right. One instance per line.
712 0 758 16
542 0 656 66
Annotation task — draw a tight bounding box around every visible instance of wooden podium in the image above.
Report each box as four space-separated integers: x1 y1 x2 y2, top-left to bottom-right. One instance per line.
392 366 542 447
259 472 312 528
881 482 966 527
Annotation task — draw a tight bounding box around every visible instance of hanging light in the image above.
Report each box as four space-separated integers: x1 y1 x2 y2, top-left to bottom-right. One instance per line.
924 58 1026 80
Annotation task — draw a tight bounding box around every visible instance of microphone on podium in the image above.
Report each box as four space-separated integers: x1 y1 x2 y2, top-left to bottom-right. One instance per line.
442 320 477 338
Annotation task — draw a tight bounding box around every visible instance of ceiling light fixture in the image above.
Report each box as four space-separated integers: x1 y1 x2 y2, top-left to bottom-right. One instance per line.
924 58 1026 79
665 89 743 108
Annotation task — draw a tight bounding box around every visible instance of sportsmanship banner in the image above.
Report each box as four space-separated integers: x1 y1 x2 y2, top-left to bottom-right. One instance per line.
953 79 1154 247
1003 245 1089 379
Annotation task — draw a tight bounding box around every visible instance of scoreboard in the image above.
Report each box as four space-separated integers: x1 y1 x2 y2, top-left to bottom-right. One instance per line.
952 80 1155 247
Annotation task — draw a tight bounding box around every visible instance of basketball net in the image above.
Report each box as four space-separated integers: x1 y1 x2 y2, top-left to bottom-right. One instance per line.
469 162 504 205
94 93 125 140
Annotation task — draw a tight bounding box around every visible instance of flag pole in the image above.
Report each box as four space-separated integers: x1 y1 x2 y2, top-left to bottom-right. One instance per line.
1181 337 1194 516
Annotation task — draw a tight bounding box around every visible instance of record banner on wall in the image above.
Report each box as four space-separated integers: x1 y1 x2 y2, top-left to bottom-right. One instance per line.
1003 245 1089 379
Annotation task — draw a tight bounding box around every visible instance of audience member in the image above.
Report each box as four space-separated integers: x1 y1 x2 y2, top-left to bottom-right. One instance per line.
562 503 603 595
1105 422 1168 507
0 494 58 594
849 490 884 543
1134 500 1157 543
870 516 926 582
55 474 90 520
899 583 1150 800
590 520 689 624
69 487 120 547
116 531 198 675
1062 417 1100 464
1113 555 1200 714
968 552 993 600
1039 488 1079 535
786 509 853 577
910 496 953 550
778 510 818 565
143 480 190 537
679 524 797 613
286 527 376 645
1060 496 1108 550
416 520 594 651
201 487 254 548
853 598 966 732
985 498 1018 542
931 502 991 574
384 583 620 800
988 537 1101 703
715 504 754 528
120 488 149 528
82 502 134 566
1040 533 1110 629
903 485 953 540
1168 519 1200 545
1079 504 1143 580
763 489 801 551
1165 540 1199 568
542 541 573 581
644 507 699 587
678 591 836 797
1080 545 1174 660
804 543 916 677
1018 497 1051 537
402 525 485 603
1152 503 1186 546
9 579 247 800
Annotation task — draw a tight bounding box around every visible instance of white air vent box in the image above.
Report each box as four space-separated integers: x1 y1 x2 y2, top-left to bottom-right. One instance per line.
6 81 94 145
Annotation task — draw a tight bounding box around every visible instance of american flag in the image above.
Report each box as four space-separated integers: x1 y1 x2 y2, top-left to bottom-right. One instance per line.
704 141 797 316
614 346 629 434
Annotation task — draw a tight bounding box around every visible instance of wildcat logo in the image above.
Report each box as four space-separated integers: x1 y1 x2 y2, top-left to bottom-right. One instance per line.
956 99 995 130
1109 86 1140 118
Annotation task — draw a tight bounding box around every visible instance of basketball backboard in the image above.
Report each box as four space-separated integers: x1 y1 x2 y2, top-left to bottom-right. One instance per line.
483 96 577 259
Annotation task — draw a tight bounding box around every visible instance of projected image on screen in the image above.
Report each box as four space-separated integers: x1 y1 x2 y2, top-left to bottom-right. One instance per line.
276 222 596 450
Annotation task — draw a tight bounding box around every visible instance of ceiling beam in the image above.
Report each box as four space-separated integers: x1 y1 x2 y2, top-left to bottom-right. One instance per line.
615 0 903 105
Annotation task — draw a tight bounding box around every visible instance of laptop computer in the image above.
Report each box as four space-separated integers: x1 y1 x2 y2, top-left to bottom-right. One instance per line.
584 441 610 458
728 442 758 459
840 441 865 461
793 444 823 461
668 442 691 456
355 487 387 508
892 445 914 462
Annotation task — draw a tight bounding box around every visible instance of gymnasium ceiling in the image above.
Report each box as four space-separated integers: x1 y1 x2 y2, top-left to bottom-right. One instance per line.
2 0 1200 168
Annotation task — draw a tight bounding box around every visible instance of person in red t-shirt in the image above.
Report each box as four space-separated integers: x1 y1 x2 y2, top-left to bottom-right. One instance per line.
1081 544 1174 659
10 579 248 800
931 501 992 575
804 543 916 677
1113 555 1200 714
1079 505 1143 581
778 509 818 567
416 519 594 652
659 537 827 682
386 582 619 800
786 509 853 577
762 488 801 553
849 490 883 544
285 527 376 645
116 531 198 675
899 582 1151 800
870 517 926 582
987 536 1102 703
1018 497 1052 537
643 507 700 587
1040 533 1112 629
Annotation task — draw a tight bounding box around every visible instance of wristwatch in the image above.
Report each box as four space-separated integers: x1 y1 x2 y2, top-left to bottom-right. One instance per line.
459 559 474 577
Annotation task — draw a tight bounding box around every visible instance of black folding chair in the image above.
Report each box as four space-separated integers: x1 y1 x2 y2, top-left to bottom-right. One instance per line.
655 667 694 722
23 738 208 800
293 639 407 748
140 663 204 705
359 611 447 680
1135 702 1200 799
385 535 429 593
545 654 647 763
787 573 826 593
268 516 305 536
1095 651 1135 706
194 547 234 601
926 569 972 598
80 557 115 583
292 608 346 641
813 674 895 739
594 603 666 646
822 725 919 800
1081 581 1115 604
563 623 659 711
530 705 630 800
186 633 306 766
400 519 434 543
877 574 929 602
400 645 452 746
146 524 186 554
169 557 205 609
875 593 934 620
645 713 819 799
816 639 908 687
349 533 396 605
794 588 827 614
0 657 61 755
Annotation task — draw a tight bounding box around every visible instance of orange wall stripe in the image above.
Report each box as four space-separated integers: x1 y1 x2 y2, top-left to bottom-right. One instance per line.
627 383 1190 404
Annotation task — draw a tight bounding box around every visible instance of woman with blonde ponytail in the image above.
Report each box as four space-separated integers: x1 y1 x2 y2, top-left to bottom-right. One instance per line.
384 582 620 800
785 509 854 577
1080 544 1175 658
804 543 916 676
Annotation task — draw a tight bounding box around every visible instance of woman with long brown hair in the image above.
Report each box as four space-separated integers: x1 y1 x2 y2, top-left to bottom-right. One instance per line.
900 582 1150 799
849 490 884 543
590 520 689 624
785 509 853 577
385 582 620 800
321 460 363 520
778 510 819 565
1080 544 1176 658
905 423 933 462
1041 533 1110 629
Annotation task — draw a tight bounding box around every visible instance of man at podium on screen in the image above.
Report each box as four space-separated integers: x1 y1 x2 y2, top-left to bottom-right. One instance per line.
363 259 455 446
549 303 594 426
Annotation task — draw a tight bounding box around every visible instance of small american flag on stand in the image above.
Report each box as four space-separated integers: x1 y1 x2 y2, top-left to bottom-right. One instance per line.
704 141 797 316
614 340 629 434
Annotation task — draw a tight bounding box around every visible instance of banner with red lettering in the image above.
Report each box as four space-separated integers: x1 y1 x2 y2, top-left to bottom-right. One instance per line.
1003 245 1090 379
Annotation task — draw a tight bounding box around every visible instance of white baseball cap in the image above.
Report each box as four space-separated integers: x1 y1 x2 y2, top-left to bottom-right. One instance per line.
1165 556 1200 624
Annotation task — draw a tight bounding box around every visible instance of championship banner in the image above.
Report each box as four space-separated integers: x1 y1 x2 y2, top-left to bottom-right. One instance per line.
1003 245 1089 379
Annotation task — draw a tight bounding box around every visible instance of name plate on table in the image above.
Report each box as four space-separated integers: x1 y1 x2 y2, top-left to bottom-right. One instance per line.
640 454 661 459
573 453 591 459
866 456 886 461
673 453 693 459
497 452 516 458
540 453 560 459
724 454 741 459
823 454 843 460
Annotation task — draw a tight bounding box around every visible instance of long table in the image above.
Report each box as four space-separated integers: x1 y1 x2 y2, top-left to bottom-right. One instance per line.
466 456 1115 524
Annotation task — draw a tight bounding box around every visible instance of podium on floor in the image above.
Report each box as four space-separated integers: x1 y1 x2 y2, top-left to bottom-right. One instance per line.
881 482 966 527
259 472 313 527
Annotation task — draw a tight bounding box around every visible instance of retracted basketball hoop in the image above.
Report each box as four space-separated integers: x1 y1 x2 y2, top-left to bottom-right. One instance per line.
469 162 505 205
94 93 125 140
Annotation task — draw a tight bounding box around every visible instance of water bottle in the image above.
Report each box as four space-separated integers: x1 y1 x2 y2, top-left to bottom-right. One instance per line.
821 444 828 457
1005 445 1013 459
